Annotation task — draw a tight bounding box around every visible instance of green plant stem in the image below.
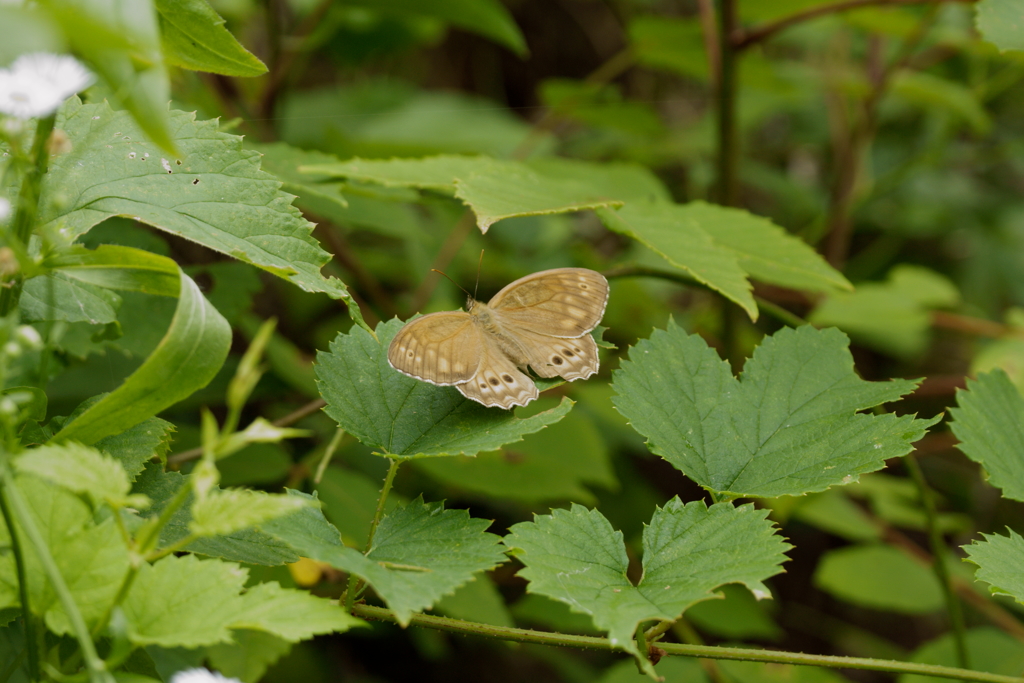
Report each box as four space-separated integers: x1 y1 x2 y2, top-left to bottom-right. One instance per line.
345 458 402 613
314 428 345 484
350 603 1023 683
905 454 969 668
145 533 200 562
754 296 808 327
0 471 39 682
716 0 739 207
135 474 193 553
1 467 113 683
0 114 55 317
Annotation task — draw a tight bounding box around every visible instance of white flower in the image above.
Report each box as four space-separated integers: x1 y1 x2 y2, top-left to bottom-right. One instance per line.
0 198 10 222
170 669 242 683
0 53 93 119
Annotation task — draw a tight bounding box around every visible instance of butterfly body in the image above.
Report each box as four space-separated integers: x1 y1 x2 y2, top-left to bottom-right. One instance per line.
388 268 609 409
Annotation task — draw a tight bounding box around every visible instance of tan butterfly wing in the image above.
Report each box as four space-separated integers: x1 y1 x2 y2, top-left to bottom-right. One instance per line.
455 335 539 409
387 312 483 386
488 268 609 338
510 328 600 380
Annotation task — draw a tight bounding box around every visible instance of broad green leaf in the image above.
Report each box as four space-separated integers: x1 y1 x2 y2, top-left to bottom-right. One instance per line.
976 0 1024 53
248 142 349 218
51 270 230 446
539 79 667 138
414 403 617 504
155 0 267 77
612 322 936 498
505 499 789 674
41 98 367 331
94 416 176 480
206 630 292 683
302 154 492 193
629 16 708 81
20 273 120 324
229 581 363 640
262 494 507 626
13 442 137 508
949 370 1024 501
899 627 1024 683
434 575 514 628
599 657 708 683
814 545 943 614
315 466 404 547
891 71 991 135
315 319 573 458
598 203 755 318
51 0 175 152
672 202 851 294
811 266 960 359
525 157 671 203
454 164 624 232
191 489 310 538
0 475 130 636
790 490 882 542
42 244 180 297
123 554 246 647
684 584 782 641
343 0 526 55
133 464 299 566
964 529 1024 604
720 661 848 683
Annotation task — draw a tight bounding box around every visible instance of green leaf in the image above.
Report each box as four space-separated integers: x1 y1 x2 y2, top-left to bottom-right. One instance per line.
814 545 943 614
612 322 936 498
51 0 175 152
599 657 708 683
414 403 617 504
0 475 130 636
13 442 138 508
685 584 782 641
315 466 403 547
976 0 1024 52
20 273 120 324
891 71 991 135
155 0 267 77
342 0 527 56
314 319 573 458
42 244 181 297
790 490 882 542
964 529 1024 605
628 16 708 81
434 575 514 628
123 554 246 648
599 201 851 319
598 203 754 318
949 370 1024 501
191 490 310 538
206 630 292 683
454 164 624 232
229 581 364 641
50 270 230 446
899 627 1024 683
133 464 300 566
302 154 493 193
810 266 961 359
94 416 176 480
248 142 349 218
41 98 367 331
262 495 508 626
505 499 789 674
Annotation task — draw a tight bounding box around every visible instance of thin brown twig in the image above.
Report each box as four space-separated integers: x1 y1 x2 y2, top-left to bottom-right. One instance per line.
733 0 977 50
696 0 721 93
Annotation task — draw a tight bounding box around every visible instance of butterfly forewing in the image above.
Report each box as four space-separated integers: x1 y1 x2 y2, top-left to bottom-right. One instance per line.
456 336 539 409
488 268 609 338
387 312 483 385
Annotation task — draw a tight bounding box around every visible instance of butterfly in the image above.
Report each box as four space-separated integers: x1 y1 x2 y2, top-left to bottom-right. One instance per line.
387 268 609 409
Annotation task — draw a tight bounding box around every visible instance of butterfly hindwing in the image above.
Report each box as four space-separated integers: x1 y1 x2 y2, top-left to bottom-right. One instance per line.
387 312 483 385
457 336 539 409
513 328 600 380
488 268 609 338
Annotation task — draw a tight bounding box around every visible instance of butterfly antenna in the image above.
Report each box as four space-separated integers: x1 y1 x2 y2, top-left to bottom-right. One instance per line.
430 269 472 300
473 250 484 302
